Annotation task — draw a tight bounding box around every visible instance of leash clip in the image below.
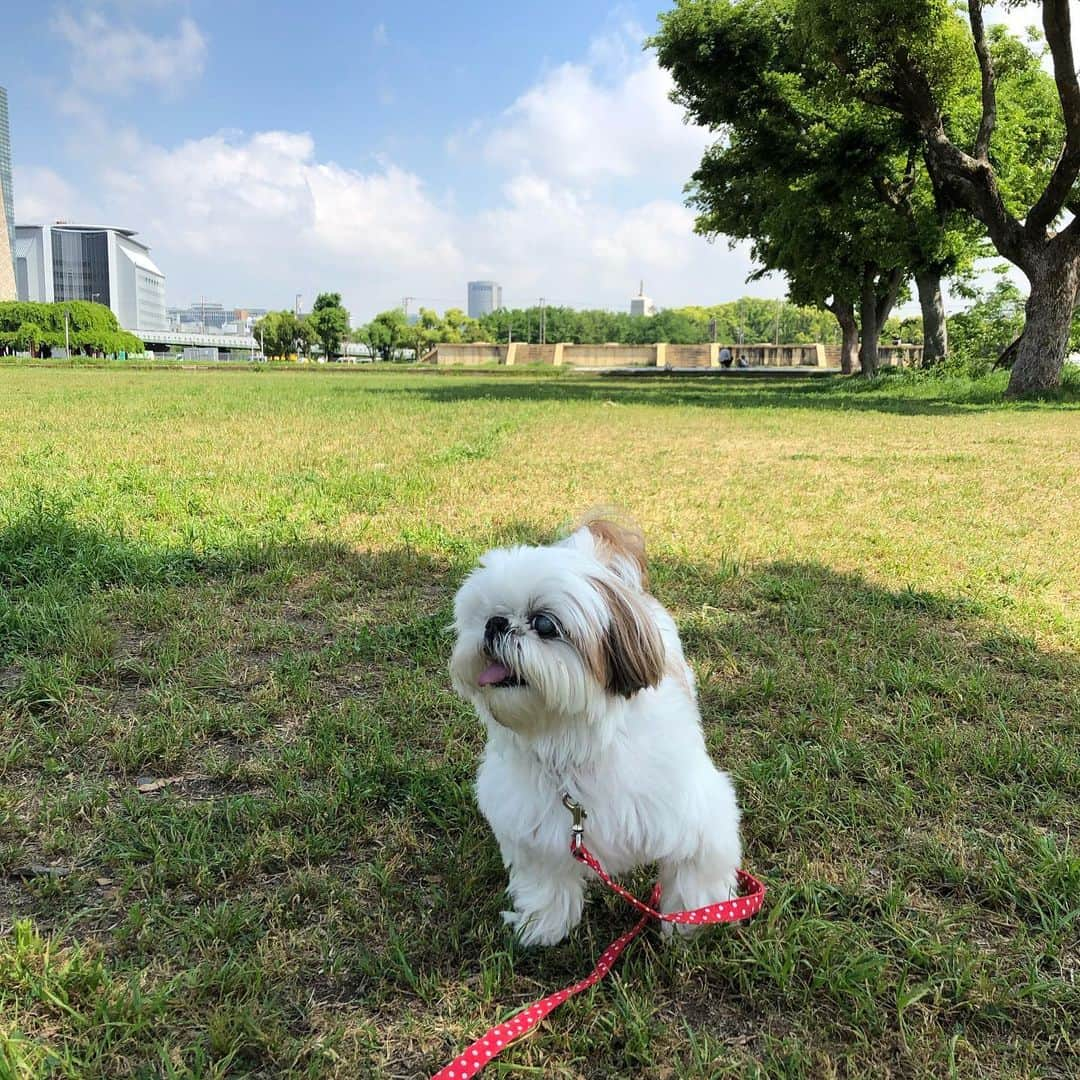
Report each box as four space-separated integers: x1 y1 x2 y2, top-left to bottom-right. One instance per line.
562 793 587 854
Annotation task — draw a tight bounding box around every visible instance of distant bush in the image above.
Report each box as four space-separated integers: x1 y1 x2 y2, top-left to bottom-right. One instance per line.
0 301 144 358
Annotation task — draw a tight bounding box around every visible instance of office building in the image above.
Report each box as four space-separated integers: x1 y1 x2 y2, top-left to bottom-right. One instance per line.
0 88 15 300
15 223 167 331
630 281 655 317
467 280 502 319
168 303 269 333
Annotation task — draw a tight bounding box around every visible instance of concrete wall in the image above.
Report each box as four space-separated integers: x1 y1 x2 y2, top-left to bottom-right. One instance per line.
425 343 505 365
513 343 556 364
563 344 656 367
425 341 924 369
667 344 713 368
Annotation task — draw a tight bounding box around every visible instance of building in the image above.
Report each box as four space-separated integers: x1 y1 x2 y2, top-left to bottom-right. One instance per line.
630 281 655 317
467 280 502 319
15 223 167 331
167 304 269 334
0 88 15 301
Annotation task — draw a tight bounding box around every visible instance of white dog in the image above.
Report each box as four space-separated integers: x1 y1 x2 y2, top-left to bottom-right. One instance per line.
450 517 743 947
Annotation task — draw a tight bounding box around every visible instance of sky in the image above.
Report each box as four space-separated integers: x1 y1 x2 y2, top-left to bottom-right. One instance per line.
0 2 1056 321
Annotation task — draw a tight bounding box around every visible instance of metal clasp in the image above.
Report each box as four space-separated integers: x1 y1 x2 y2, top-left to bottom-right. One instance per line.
562 792 587 854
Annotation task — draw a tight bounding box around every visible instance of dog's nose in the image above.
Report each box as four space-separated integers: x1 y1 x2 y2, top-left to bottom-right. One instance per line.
484 616 510 649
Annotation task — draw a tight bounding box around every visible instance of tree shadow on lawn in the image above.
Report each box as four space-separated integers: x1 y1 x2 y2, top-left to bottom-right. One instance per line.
1 512 1077 1076
362 370 1080 417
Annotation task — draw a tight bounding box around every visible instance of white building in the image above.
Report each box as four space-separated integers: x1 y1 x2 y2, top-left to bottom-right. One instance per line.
630 281 656 317
14 223 167 331
467 280 502 319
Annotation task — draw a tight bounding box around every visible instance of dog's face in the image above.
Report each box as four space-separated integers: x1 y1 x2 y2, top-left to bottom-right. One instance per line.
450 524 665 734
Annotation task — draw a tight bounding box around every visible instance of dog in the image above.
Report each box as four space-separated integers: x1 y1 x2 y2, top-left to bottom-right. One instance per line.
450 516 743 947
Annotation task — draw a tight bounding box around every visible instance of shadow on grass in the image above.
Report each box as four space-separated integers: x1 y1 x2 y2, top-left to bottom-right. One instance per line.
2 510 1078 1075
357 369 1080 417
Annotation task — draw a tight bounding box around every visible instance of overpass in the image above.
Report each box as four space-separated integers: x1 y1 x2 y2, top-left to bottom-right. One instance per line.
137 328 259 352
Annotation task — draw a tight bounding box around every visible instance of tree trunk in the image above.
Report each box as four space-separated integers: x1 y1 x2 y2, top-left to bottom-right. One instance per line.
830 299 858 374
859 271 880 376
916 270 948 365
1007 261 1079 395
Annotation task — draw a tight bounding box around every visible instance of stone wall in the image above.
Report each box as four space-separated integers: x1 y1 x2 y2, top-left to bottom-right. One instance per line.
666 344 713 368
423 341 924 369
562 344 656 367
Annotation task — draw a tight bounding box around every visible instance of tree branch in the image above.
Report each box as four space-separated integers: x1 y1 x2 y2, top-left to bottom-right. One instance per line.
1026 0 1080 236
967 1 996 161
886 48 1029 268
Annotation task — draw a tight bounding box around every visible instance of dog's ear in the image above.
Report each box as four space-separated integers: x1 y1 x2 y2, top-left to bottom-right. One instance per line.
592 577 665 698
566 512 650 591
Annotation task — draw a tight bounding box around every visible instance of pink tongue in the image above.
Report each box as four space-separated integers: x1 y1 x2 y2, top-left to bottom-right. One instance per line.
478 661 511 687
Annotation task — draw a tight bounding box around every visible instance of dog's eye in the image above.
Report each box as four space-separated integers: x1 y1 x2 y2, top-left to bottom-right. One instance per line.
531 613 559 639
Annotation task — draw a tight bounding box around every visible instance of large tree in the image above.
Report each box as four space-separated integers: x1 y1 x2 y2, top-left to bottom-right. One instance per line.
803 0 1075 394
653 0 982 375
309 292 350 359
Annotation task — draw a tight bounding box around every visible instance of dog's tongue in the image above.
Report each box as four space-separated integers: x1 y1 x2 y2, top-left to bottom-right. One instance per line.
478 661 511 687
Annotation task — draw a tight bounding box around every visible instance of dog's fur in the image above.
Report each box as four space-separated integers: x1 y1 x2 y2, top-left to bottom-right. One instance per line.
450 517 743 946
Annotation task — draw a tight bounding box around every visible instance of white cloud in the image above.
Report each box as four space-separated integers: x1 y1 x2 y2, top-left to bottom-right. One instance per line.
75 124 463 310
50 8 206 98
29 9 774 317
458 22 766 310
11 165 94 224
468 172 763 309
482 23 708 189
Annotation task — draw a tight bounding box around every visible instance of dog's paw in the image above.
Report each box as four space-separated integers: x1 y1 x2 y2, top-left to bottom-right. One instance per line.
659 919 701 943
503 908 571 947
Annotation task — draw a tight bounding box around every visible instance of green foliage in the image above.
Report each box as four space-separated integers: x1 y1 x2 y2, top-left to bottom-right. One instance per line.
0 301 143 358
309 293 350 359
475 299 840 345
651 0 979 334
946 274 1027 378
254 310 315 359
356 308 410 362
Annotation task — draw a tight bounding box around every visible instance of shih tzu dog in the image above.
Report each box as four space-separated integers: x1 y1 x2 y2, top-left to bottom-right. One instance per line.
450 516 743 947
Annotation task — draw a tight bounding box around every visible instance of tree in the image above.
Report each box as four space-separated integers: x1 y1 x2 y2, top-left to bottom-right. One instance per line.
652 0 981 375
408 307 443 361
803 0 1076 394
254 310 314 359
0 300 142 358
309 292 350 359
362 308 409 362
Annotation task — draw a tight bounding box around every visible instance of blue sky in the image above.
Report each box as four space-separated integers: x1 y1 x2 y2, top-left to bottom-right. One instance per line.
4 0 777 317
1 2 1043 319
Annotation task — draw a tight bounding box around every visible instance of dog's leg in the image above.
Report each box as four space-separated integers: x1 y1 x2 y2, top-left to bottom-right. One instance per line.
501 852 586 947
658 839 741 940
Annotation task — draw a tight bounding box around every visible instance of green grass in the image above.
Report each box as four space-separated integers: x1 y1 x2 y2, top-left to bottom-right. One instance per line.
0 365 1078 1079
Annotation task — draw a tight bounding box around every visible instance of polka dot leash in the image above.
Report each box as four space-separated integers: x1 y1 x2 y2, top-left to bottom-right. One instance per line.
432 806 765 1079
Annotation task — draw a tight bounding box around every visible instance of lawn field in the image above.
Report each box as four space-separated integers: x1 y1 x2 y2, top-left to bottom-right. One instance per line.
1 365 1078 1079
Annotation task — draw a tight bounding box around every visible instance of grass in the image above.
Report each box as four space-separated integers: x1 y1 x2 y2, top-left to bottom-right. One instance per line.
0 364 1077 1079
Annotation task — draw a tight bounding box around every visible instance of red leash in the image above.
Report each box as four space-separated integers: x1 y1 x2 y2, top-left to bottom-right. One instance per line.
432 798 765 1079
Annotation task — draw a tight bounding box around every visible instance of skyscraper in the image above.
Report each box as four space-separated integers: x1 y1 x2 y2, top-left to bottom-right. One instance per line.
0 87 15 301
468 280 502 319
